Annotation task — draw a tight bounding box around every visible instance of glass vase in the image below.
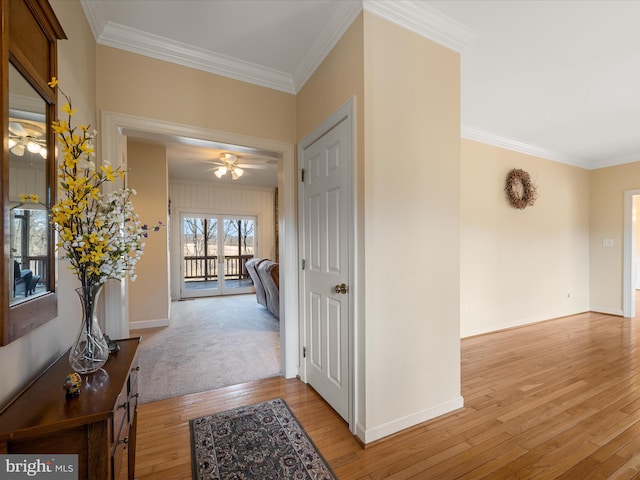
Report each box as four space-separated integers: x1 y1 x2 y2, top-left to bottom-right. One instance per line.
69 284 110 374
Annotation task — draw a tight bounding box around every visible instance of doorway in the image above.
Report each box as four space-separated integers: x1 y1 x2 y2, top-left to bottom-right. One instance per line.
102 111 298 378
181 214 256 298
623 189 640 317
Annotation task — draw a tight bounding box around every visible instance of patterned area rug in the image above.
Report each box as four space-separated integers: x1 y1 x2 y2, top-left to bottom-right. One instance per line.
190 399 336 480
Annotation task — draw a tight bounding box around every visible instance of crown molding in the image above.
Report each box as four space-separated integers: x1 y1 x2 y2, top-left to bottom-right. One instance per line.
103 21 297 94
81 0 476 94
461 125 640 172
293 0 363 91
461 125 590 169
590 152 640 170
363 0 475 53
80 0 106 41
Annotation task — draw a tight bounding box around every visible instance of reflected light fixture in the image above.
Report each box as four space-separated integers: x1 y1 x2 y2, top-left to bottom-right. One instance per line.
8 137 47 158
214 153 244 180
26 141 41 153
10 142 25 156
9 119 47 159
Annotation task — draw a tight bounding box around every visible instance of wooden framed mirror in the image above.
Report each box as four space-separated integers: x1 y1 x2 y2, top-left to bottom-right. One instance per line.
1 0 66 344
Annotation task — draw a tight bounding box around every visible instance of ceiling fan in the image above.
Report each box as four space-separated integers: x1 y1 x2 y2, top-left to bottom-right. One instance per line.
207 152 270 180
8 118 47 159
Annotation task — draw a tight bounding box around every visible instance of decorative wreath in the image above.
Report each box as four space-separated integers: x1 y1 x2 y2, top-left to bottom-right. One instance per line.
505 168 537 210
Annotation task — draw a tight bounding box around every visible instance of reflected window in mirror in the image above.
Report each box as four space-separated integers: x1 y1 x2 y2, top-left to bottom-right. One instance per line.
1 0 65 345
8 63 51 306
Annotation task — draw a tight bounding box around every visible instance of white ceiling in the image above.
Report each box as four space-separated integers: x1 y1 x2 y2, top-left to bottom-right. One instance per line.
81 0 640 176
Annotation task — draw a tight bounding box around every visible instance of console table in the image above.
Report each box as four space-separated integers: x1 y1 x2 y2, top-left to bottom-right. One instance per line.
0 337 140 480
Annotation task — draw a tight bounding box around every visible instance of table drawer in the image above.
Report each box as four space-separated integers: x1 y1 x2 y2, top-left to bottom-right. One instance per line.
112 386 128 444
112 419 130 480
129 362 140 391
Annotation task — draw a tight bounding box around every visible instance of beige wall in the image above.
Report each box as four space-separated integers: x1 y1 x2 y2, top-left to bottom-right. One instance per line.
460 139 591 337
127 140 170 325
298 10 462 443
590 161 640 314
297 14 364 142
1 0 96 406
361 12 461 442
296 12 367 434
96 46 296 145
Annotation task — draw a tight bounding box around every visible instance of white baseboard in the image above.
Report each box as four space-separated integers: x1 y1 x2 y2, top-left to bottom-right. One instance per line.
590 307 624 317
360 395 464 444
461 308 600 338
355 422 367 443
130 318 169 330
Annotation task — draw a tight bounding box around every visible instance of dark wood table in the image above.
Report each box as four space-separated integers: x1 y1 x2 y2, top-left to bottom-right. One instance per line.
0 337 140 480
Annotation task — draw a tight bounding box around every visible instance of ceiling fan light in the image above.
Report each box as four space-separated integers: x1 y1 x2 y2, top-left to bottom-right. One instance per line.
39 147 47 159
220 152 237 163
11 143 25 156
8 138 16 149
213 152 244 180
27 141 41 153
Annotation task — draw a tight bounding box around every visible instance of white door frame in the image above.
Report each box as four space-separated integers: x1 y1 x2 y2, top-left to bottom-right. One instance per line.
298 98 356 432
101 111 298 378
623 189 640 317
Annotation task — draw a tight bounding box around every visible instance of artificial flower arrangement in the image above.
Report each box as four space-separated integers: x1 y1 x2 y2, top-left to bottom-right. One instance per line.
47 77 161 289
47 77 162 373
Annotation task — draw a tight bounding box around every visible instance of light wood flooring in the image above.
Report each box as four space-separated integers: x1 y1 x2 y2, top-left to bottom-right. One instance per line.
127 310 640 479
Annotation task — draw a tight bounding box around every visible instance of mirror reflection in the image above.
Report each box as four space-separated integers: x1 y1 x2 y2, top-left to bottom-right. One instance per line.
9 63 50 306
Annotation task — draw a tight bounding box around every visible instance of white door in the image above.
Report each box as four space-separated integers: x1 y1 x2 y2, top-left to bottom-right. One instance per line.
301 117 352 421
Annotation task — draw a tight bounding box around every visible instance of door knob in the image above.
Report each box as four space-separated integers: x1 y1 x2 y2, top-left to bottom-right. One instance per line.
334 283 348 294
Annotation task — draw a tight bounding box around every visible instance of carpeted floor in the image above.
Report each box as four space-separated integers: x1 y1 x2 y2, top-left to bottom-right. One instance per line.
190 398 336 480
132 294 281 404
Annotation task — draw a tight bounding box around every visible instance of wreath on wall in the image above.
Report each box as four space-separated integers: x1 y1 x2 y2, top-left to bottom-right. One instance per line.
505 168 538 210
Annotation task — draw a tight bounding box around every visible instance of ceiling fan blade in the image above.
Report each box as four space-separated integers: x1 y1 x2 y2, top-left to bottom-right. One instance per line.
9 122 26 136
237 163 270 169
